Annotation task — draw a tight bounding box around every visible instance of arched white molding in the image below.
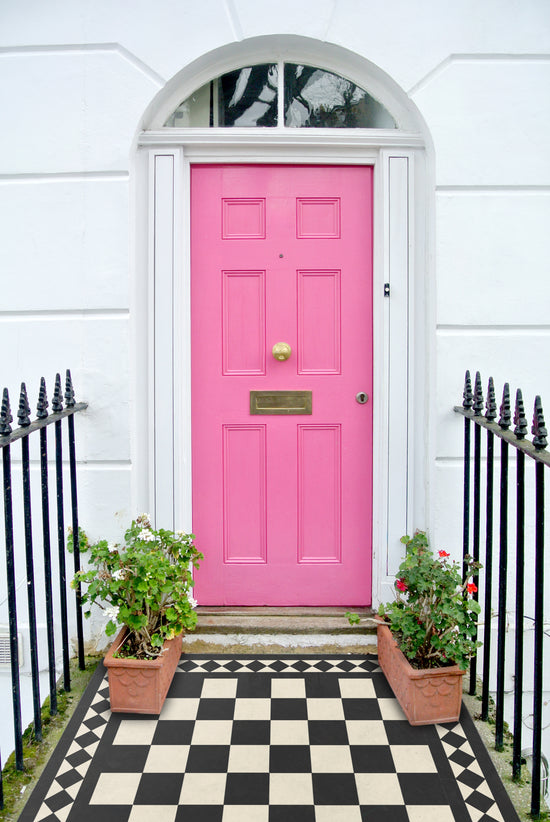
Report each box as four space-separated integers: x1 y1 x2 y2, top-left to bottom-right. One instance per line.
134 35 434 609
139 35 431 138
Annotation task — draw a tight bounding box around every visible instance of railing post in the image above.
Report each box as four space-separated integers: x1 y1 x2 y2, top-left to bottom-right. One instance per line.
53 373 71 691
66 370 85 670
37 378 57 716
1 389 23 771
481 377 496 721
18 383 42 742
512 388 527 780
495 382 510 751
462 371 473 583
470 372 483 695
531 396 547 817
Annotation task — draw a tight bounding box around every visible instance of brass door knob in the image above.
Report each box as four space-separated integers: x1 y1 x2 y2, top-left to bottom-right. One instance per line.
272 342 292 361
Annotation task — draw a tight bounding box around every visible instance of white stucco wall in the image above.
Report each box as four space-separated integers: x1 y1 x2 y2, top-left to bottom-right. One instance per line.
0 0 549 760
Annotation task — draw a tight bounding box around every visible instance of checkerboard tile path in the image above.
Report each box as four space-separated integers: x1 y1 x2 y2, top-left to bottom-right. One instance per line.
20 656 520 822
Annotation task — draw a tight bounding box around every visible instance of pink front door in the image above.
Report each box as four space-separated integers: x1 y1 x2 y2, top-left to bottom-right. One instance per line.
191 164 373 605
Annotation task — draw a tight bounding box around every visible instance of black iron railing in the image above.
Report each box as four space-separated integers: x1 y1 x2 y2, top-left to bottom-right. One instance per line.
456 370 549 817
0 371 87 809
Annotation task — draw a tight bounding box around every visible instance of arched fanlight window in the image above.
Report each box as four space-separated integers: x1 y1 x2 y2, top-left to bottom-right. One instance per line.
164 63 396 128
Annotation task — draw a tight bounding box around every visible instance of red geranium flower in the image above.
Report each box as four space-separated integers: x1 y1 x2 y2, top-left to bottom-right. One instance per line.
438 550 450 558
467 582 477 594
396 578 408 592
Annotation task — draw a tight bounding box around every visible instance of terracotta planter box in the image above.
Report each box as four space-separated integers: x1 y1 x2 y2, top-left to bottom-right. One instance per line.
376 620 465 726
103 628 183 714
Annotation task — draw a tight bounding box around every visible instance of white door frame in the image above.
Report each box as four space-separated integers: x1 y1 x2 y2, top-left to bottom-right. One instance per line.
135 128 430 607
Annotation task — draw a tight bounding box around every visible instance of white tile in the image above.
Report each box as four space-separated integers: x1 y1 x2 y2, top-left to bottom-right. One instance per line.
233 698 271 720
227 745 270 772
391 745 437 773
201 678 238 698
271 678 306 699
407 807 456 821
346 720 388 745
269 772 314 804
144 745 190 772
113 719 157 746
222 806 269 822
307 698 345 720
310 745 354 772
179 772 227 805
378 698 407 720
270 720 310 745
159 698 199 720
191 720 233 745
355 773 404 805
338 678 376 699
89 772 141 804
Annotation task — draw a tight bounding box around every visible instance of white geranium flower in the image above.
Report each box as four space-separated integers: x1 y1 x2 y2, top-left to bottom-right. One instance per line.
112 569 124 580
187 593 198 609
139 528 156 542
104 605 119 621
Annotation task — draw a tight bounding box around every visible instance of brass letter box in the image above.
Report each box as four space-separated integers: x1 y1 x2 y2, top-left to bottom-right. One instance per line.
250 390 312 415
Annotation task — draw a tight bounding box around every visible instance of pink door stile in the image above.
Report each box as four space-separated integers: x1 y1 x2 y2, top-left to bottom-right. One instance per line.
191 164 373 605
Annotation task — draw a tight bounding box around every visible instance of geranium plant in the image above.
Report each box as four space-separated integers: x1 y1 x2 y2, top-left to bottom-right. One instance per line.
72 514 203 660
348 531 481 670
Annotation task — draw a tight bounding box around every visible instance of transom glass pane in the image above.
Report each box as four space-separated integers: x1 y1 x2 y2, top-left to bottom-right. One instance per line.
284 64 396 128
163 62 396 129
164 64 278 127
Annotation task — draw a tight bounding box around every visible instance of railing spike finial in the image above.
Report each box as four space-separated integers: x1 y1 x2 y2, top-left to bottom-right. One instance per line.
463 370 473 410
36 377 49 419
17 383 31 427
498 382 511 430
532 396 548 450
64 369 75 408
513 388 528 439
52 373 63 412
474 371 484 416
486 376 497 421
0 387 13 434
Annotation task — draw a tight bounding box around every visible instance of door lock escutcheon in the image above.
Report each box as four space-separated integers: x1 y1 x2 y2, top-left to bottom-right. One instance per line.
355 391 369 404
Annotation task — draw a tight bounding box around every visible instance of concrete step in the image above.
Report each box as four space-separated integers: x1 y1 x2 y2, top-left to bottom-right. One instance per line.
182 607 378 655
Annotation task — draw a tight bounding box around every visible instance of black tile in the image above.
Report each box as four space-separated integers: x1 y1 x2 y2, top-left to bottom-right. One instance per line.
312 772 359 804
236 675 272 698
308 720 349 745
361 806 409 821
342 699 382 720
372 674 396 698
465 790 496 814
83 714 108 732
351 745 395 772
269 806 315 822
74 730 100 749
152 720 195 745
231 720 271 745
271 698 308 720
66 748 92 768
196 698 235 720
43 790 73 813
175 806 223 821
305 673 341 698
55 769 82 790
67 805 131 822
270 745 311 772
398 773 449 805
134 772 184 805
166 673 205 698
384 721 435 745
449 748 476 769
185 745 230 773
457 769 486 791
99 745 149 772
224 772 270 804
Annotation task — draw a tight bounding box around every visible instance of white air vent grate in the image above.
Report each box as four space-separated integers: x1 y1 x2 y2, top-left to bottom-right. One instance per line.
0 631 23 668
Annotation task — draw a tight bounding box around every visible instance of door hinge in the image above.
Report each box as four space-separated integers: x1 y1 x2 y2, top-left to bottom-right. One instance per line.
384 283 390 297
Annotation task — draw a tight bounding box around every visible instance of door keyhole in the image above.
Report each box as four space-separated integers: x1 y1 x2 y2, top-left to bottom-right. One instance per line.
355 392 369 404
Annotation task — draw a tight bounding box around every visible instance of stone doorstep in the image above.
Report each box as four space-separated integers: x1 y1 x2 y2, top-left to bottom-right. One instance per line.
182 606 378 655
